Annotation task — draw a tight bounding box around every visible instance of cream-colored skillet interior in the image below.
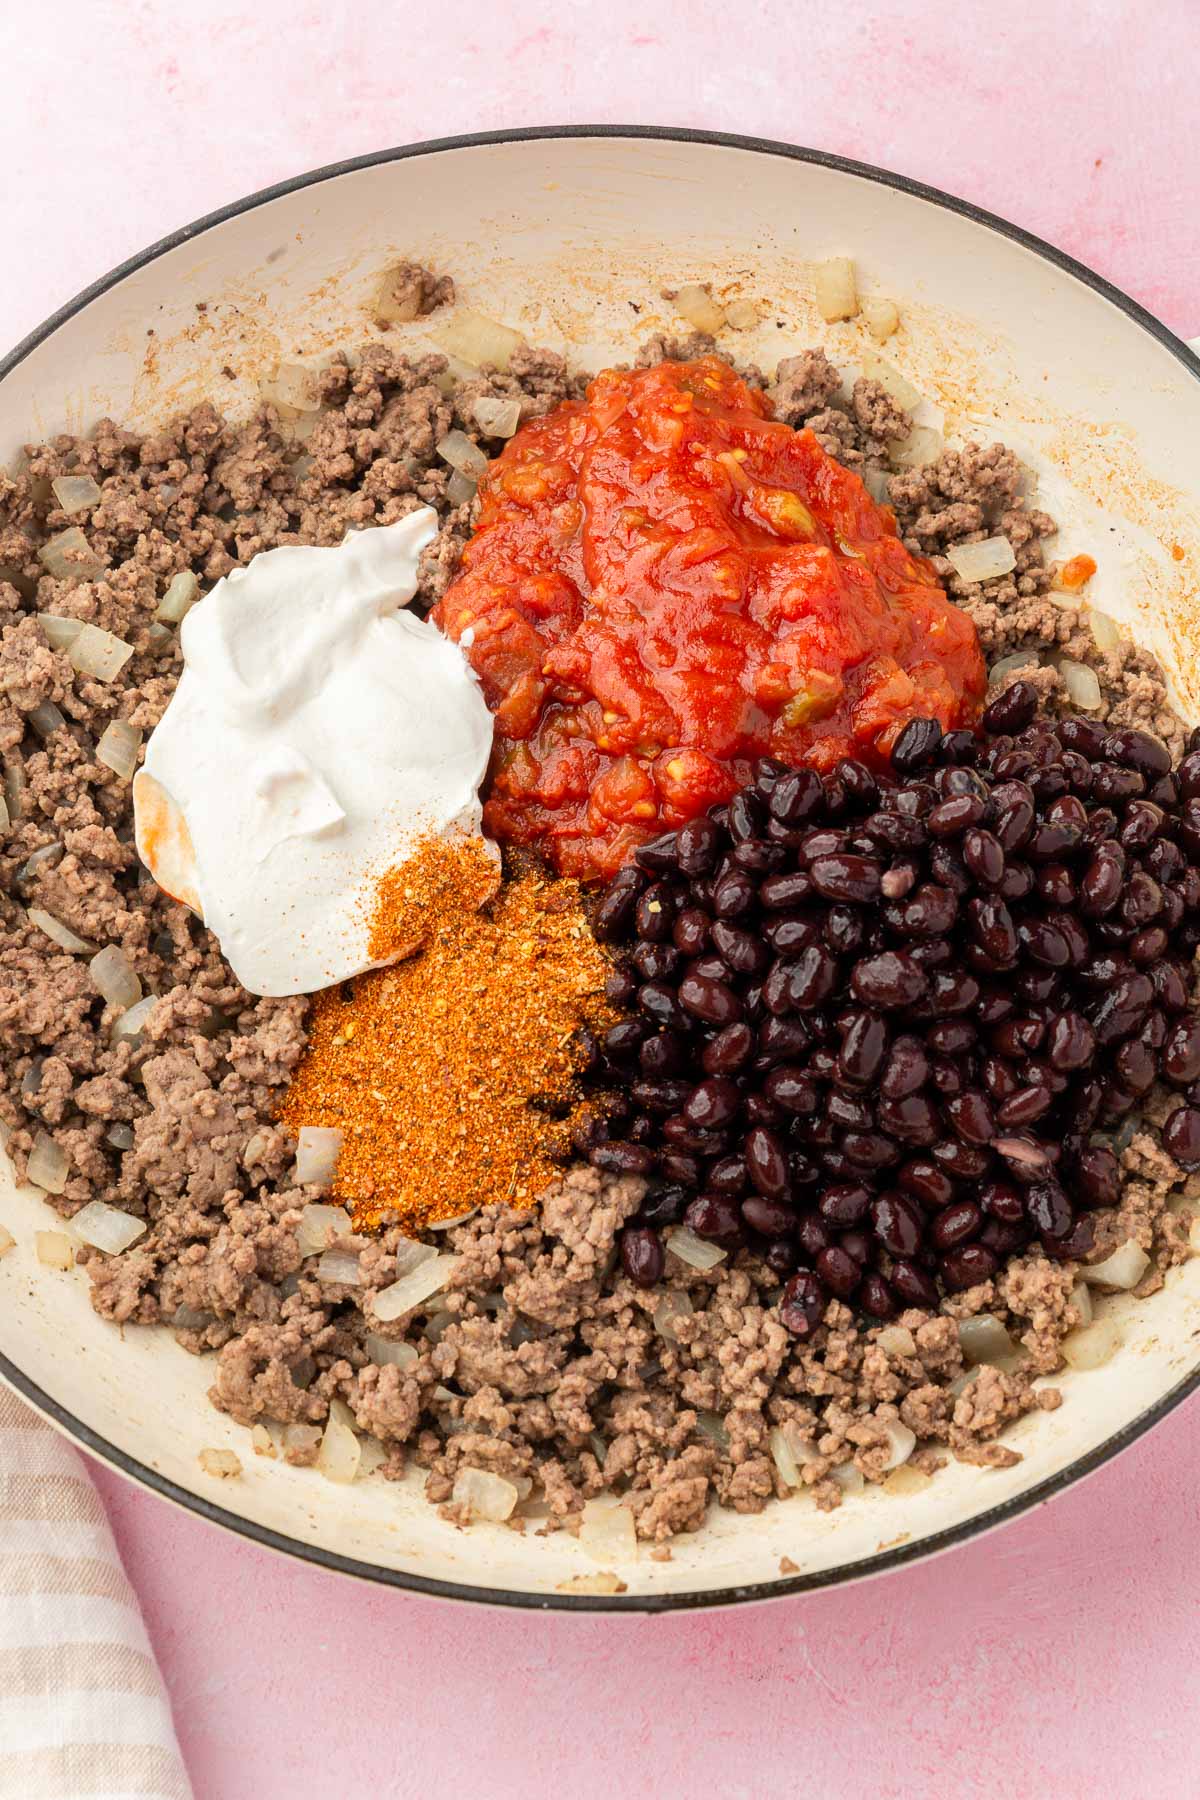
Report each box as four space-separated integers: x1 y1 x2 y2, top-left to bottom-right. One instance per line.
2 133 1200 1606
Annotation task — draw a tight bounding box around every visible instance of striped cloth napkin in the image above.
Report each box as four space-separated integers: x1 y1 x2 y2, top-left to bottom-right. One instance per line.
0 1384 192 1800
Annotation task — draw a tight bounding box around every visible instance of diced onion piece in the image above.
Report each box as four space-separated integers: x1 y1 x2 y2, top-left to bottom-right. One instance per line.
110 994 157 1046
28 1132 70 1194
17 841 63 891
861 297 900 342
989 650 1039 685
472 396 522 438
673 283 727 334
1083 1239 1149 1290
295 1125 342 1188
876 1325 917 1358
357 1435 388 1478
283 1422 322 1455
1070 1280 1093 1325
830 1461 865 1495
431 308 524 374
769 1426 802 1488
365 1333 419 1369
317 1398 362 1484
1058 659 1102 712
446 470 478 508
251 1423 277 1458
957 1315 1019 1367
38 526 103 580
71 1199 147 1255
947 1366 981 1399
436 429 489 479
946 536 1017 584
556 1571 627 1595
51 474 101 514
37 613 83 650
259 362 320 418
0 794 8 835
862 467 891 504
146 623 175 654
813 257 859 322
156 571 200 623
724 298 759 331
296 1202 352 1257
665 1226 726 1271
695 1410 730 1450
171 1304 211 1329
28 700 66 741
27 908 94 954
453 1466 520 1521
67 623 134 682
1062 1316 1123 1371
371 1252 459 1322
0 1225 14 1257
316 1248 362 1287
89 945 142 1011
394 1237 439 1279
883 1463 931 1496
653 1288 693 1341
1189 1216 1200 1256
857 349 922 410
428 1207 477 1231
35 1230 74 1269
198 1448 242 1478
880 1420 916 1471
371 265 429 326
1087 609 1122 652
887 425 943 469
579 1497 637 1562
96 719 142 780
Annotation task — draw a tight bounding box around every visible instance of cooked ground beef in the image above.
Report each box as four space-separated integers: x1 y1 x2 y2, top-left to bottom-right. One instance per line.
0 316 1193 1543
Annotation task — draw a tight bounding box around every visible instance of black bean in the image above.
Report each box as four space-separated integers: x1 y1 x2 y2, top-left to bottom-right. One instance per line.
796 1213 832 1260
764 914 820 955
1115 1037 1157 1096
1018 918 1072 969
591 1140 657 1177
631 1078 693 1115
1072 1145 1120 1210
979 1177 1024 1223
928 970 981 1015
945 1089 995 1146
712 868 757 918
1090 971 1154 1046
674 816 720 875
742 1195 796 1237
931 1199 982 1249
1103 726 1172 777
895 1159 952 1208
809 853 883 904
890 1259 939 1307
996 1085 1054 1128
932 1139 992 1179
1163 1017 1200 1086
745 1126 790 1198
620 1225 665 1287
638 983 687 1030
870 1193 924 1255
1164 1106 1200 1169
779 1270 826 1337
759 871 813 910
851 950 928 1009
682 1078 741 1130
593 865 646 940
635 882 678 941
1026 1179 1072 1239
679 972 743 1026
763 1065 819 1115
896 883 958 936
926 1020 975 1055
840 760 881 811
819 1183 872 1227
685 1193 744 1245
632 940 681 982
968 895 1019 966
878 1092 940 1144
635 831 682 874
838 1011 889 1087
816 1245 862 1298
892 717 943 772
769 768 825 825
1059 716 1107 757
940 1243 998 1289
788 945 839 1009
1153 961 1191 1014
982 680 1038 734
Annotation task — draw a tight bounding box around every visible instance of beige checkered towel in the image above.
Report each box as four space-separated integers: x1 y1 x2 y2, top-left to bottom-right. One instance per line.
0 1384 192 1799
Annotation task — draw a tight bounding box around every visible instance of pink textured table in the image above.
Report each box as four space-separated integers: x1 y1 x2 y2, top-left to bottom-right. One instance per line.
6 3 1200 1795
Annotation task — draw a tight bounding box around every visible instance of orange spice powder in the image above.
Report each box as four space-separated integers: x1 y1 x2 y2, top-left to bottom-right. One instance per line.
280 835 614 1232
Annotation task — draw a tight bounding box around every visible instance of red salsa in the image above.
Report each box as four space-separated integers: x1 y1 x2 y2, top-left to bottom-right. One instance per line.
434 358 985 880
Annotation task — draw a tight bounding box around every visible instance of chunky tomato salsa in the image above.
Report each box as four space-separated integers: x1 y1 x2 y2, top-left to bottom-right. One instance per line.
434 358 985 880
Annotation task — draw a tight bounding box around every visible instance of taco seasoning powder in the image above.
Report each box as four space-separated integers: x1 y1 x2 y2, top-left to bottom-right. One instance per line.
280 835 613 1232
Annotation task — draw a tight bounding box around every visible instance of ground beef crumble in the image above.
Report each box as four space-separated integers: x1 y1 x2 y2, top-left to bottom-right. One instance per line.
0 309 1194 1544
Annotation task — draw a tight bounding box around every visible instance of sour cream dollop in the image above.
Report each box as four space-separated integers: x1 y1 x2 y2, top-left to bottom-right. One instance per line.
134 509 495 997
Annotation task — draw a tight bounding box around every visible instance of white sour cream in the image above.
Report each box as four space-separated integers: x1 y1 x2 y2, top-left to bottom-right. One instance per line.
134 510 495 997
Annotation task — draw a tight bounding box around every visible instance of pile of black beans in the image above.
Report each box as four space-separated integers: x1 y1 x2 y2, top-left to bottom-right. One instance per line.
581 683 1200 1337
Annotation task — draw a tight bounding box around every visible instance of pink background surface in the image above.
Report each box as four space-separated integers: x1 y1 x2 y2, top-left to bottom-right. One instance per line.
4 2 1200 1795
